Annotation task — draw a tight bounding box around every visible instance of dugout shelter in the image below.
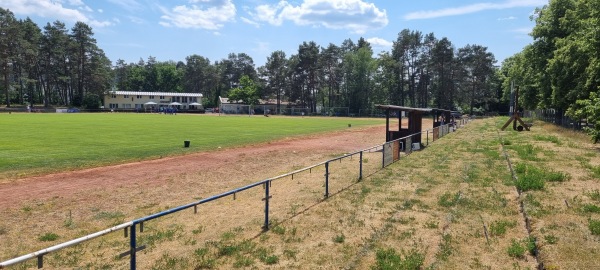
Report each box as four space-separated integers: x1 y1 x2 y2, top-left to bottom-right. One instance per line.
376 105 430 145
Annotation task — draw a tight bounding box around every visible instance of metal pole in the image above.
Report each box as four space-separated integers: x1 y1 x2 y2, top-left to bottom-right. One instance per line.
381 143 385 168
426 130 429 146
359 151 363 181
263 181 270 230
325 162 329 198
129 224 136 270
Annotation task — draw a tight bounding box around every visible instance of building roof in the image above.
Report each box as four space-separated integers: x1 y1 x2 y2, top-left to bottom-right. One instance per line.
375 105 453 113
375 105 432 113
219 96 292 105
109 91 203 97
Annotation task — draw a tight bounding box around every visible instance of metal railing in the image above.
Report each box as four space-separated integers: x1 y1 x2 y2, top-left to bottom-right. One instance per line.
0 118 468 269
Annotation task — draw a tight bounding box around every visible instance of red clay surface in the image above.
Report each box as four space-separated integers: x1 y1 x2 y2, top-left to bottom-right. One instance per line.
0 125 387 210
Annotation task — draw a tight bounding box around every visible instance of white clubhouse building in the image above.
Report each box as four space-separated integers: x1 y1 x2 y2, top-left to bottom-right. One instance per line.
104 91 203 110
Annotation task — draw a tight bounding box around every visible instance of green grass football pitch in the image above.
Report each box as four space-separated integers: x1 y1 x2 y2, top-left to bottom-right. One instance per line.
0 113 384 179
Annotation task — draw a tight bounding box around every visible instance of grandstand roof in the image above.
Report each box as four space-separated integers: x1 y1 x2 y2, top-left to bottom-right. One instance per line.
109 91 203 97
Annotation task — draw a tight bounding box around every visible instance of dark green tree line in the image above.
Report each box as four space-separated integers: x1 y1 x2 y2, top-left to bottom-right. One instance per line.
0 8 112 108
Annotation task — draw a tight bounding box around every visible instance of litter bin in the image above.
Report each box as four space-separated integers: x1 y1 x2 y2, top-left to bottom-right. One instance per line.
184 140 190 148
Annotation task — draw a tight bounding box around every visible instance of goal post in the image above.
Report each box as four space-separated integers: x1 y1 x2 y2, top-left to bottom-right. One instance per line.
318 107 350 117
280 107 311 116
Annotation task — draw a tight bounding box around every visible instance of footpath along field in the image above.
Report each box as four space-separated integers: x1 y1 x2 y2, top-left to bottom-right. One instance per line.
2 117 600 269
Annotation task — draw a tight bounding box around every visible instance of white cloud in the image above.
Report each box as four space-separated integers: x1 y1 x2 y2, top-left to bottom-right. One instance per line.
129 16 146 24
107 0 143 12
366 37 392 48
4 0 113 27
241 17 260 28
250 0 388 34
159 0 236 30
89 20 114 28
498 16 517 20
4 0 89 22
404 0 547 20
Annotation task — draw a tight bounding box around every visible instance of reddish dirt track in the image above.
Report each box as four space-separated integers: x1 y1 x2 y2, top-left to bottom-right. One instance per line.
0 125 387 210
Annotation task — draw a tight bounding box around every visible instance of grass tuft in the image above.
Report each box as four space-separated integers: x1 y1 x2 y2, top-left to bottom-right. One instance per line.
39 232 59 242
489 220 517 236
589 219 600 235
507 239 525 258
534 135 561 145
438 192 463 207
582 204 600 213
333 234 345 243
513 164 545 191
373 248 425 270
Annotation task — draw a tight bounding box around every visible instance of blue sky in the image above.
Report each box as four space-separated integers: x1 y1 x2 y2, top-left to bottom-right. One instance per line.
4 0 548 66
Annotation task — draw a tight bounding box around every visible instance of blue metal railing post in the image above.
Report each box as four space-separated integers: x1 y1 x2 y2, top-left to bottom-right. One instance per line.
325 162 329 198
359 151 363 181
263 181 270 231
130 224 136 270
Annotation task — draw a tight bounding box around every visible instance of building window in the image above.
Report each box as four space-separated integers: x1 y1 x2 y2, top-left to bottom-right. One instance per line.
149 95 155 99
160 96 165 99
137 95 142 99
111 94 116 98
109 103 118 109
182 97 188 103
124 95 129 98
122 104 132 109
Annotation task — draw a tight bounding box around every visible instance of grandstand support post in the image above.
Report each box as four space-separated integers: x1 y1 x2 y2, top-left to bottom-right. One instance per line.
359 151 363 181
263 181 270 231
130 224 136 270
426 130 429 146
325 162 329 198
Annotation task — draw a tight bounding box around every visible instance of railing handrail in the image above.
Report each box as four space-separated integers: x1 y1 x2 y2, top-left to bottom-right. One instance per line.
0 222 133 268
